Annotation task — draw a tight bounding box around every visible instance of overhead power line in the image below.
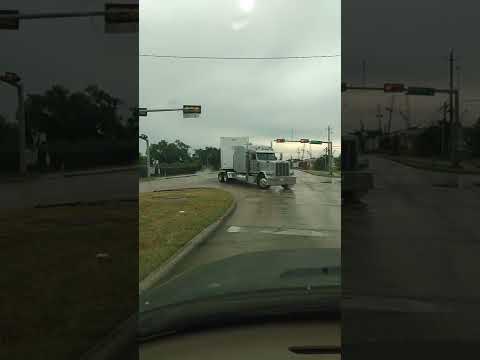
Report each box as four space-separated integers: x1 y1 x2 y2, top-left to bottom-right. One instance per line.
139 53 341 60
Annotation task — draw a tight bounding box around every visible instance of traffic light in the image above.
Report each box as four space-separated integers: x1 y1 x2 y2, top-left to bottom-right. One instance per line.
137 107 148 117
299 139 310 143
407 87 436 96
183 105 201 114
183 105 202 118
0 72 21 85
0 10 19 30
341 82 347 92
384 83 405 93
275 139 286 143
105 3 139 33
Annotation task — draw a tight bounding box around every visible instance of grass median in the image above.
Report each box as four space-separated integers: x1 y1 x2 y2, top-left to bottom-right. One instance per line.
140 188 233 282
0 202 137 360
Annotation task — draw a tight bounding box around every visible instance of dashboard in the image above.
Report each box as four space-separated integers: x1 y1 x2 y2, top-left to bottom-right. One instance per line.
140 320 340 360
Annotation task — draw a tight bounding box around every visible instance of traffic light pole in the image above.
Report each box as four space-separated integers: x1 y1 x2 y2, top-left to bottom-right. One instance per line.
0 10 137 20
343 83 461 167
17 83 26 174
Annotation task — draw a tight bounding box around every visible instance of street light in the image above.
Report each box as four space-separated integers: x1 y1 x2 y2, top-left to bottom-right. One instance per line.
1 71 26 174
139 134 150 177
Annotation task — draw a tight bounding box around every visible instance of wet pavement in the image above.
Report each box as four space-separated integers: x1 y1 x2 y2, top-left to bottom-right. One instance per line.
145 170 341 284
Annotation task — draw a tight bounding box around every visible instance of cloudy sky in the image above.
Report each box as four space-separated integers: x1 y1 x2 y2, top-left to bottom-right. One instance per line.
342 0 480 134
0 0 138 125
139 0 341 158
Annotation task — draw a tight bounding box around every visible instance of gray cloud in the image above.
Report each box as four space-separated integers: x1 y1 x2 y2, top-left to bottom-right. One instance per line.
139 0 340 157
1 0 138 122
342 0 480 133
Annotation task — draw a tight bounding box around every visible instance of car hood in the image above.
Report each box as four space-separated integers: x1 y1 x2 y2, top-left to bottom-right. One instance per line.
140 248 340 313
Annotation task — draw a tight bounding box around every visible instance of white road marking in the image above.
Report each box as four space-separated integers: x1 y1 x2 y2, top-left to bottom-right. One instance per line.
260 229 329 237
228 226 331 237
227 226 244 233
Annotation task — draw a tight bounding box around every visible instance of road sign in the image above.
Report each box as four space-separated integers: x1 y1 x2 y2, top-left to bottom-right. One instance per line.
310 140 324 144
407 87 436 96
384 83 405 93
105 3 139 34
299 139 310 143
0 10 19 30
0 72 21 85
137 107 148 117
275 139 286 143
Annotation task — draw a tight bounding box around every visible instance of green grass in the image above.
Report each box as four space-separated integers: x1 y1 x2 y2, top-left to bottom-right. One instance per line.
139 188 233 282
0 203 137 360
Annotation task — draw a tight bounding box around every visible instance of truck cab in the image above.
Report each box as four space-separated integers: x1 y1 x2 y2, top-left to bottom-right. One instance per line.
219 137 296 189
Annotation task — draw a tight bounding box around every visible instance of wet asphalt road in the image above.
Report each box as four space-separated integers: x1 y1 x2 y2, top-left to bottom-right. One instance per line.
342 155 480 350
141 170 341 283
1 169 138 209
343 155 480 300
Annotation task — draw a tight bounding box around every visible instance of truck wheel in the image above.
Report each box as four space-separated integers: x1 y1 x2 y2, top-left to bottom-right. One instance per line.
218 172 225 183
257 174 270 189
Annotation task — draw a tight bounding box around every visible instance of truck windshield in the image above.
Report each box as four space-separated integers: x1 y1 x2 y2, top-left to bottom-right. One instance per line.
257 153 277 161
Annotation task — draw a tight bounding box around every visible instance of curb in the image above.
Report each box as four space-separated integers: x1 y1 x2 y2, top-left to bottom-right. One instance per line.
140 172 217 182
79 314 137 360
297 169 342 179
139 198 237 294
381 155 480 175
64 166 139 178
80 191 236 360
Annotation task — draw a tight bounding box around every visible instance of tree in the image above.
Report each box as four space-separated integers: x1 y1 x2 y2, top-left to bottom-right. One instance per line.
24 84 127 142
194 147 220 169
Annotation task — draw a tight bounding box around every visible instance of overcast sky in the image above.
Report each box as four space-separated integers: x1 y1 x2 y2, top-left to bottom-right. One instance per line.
139 0 341 158
0 0 138 126
342 0 480 134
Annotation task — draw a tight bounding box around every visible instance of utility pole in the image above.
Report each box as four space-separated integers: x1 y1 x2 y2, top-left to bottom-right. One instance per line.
449 49 455 160
17 84 26 174
0 72 26 174
139 134 150 177
376 104 383 133
448 49 461 167
386 96 395 134
328 125 333 176
441 101 447 157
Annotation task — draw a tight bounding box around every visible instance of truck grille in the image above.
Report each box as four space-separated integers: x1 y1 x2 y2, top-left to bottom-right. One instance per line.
275 162 290 176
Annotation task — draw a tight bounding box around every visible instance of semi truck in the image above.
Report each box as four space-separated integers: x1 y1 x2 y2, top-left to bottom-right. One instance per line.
218 137 296 189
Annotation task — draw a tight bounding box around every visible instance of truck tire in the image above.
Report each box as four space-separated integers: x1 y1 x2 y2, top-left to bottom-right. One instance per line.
257 174 270 189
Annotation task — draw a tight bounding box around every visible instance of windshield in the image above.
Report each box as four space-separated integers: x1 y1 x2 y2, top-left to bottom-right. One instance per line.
139 0 341 339
256 153 277 161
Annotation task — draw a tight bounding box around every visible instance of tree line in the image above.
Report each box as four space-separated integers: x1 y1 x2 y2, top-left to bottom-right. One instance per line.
139 140 221 173
1 84 138 171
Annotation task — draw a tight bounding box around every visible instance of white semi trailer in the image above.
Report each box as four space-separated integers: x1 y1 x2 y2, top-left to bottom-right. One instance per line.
218 137 296 189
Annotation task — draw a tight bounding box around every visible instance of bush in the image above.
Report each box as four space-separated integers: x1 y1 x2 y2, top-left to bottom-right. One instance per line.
156 161 202 176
